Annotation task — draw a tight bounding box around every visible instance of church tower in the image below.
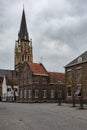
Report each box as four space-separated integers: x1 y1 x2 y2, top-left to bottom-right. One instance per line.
14 8 33 71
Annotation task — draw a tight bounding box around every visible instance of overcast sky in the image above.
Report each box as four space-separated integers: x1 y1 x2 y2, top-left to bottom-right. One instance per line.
0 0 87 72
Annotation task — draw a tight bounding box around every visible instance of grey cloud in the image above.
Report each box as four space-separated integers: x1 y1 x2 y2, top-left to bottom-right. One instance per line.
0 0 87 72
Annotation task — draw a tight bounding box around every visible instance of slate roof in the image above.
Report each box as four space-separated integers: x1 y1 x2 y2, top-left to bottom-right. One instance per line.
49 72 65 84
18 8 29 41
0 69 18 77
28 62 48 76
65 51 87 68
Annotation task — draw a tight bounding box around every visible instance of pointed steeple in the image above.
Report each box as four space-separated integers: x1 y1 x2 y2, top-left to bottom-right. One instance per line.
18 8 29 41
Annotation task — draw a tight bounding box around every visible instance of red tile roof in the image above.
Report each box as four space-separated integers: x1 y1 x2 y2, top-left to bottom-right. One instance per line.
6 77 19 86
49 72 65 84
28 62 48 75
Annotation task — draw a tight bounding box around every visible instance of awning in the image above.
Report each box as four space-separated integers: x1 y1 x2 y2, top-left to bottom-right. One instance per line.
75 87 81 96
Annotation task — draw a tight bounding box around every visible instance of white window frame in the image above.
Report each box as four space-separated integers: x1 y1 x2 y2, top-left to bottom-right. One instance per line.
76 67 82 81
35 89 39 98
24 89 27 99
67 85 72 97
51 90 55 98
43 90 47 98
28 89 32 99
20 89 22 99
77 84 82 97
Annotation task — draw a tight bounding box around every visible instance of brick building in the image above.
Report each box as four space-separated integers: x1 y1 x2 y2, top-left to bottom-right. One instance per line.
65 51 87 103
48 72 65 102
19 62 65 103
19 62 49 102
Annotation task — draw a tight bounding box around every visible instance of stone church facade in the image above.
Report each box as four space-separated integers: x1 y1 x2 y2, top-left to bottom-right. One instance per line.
14 8 33 72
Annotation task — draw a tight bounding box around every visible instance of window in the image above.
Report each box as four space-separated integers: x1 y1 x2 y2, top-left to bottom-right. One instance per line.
76 68 82 81
24 79 27 85
43 90 47 98
51 90 55 98
20 89 22 99
67 86 71 96
67 70 72 80
24 89 27 99
22 55 24 61
35 89 39 98
25 55 26 60
33 77 39 84
7 88 11 91
14 88 17 92
75 84 81 97
28 90 32 98
42 77 47 84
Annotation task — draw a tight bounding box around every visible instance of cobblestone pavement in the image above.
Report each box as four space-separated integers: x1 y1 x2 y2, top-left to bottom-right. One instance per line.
0 102 87 130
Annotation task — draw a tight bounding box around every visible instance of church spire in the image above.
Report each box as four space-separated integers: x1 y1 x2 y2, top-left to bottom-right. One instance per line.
18 8 29 41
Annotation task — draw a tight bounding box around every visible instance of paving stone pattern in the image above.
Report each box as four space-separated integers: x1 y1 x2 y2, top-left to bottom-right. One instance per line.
0 102 87 130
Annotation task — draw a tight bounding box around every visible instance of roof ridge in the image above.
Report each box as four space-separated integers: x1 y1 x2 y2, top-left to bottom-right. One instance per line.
65 50 87 67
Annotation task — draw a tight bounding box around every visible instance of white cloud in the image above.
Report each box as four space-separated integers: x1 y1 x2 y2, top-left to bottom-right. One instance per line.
0 0 87 72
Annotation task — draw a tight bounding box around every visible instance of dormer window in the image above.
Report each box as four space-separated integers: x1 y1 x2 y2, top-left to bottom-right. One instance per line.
42 77 47 84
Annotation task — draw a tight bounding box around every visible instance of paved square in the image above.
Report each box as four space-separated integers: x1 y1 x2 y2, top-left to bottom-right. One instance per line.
0 102 87 130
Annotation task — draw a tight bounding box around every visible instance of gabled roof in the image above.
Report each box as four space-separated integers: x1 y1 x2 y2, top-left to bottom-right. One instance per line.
18 8 29 41
27 62 48 76
49 72 65 84
6 77 19 86
65 51 87 68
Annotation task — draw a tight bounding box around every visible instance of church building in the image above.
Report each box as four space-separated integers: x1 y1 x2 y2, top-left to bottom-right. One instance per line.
14 8 33 72
0 8 65 102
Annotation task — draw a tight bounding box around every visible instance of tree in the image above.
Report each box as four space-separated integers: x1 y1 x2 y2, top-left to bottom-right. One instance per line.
57 81 62 106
